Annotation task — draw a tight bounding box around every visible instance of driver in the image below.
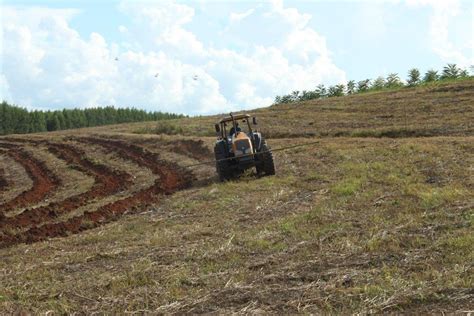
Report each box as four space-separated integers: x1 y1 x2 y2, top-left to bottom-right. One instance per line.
229 123 241 137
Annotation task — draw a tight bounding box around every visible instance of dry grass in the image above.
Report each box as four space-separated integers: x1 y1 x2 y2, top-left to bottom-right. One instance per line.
125 79 474 138
0 81 473 314
0 153 33 204
1 137 472 314
6 144 95 217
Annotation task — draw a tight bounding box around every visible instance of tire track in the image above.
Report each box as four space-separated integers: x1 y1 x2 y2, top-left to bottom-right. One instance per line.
0 142 61 217
0 139 193 247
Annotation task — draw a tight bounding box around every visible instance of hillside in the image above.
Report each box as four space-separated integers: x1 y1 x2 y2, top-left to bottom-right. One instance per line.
0 80 473 313
111 79 474 138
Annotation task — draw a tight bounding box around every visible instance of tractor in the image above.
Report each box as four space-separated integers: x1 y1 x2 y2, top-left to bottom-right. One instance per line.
214 113 275 181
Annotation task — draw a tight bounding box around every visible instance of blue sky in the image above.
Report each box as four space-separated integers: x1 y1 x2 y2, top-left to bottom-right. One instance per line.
1 0 472 114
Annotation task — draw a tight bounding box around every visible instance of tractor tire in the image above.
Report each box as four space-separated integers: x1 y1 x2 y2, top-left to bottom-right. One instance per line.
214 145 233 182
257 141 275 176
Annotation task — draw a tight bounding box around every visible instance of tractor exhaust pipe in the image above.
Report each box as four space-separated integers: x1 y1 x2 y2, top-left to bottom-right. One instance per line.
229 112 237 136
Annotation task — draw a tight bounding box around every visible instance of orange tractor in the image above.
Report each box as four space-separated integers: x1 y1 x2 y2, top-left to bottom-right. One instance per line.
214 113 275 181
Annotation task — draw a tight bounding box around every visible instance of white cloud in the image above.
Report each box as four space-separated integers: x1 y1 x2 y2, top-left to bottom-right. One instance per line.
118 25 128 33
267 0 311 30
230 8 255 23
406 0 472 67
0 1 346 114
0 75 13 103
118 0 194 29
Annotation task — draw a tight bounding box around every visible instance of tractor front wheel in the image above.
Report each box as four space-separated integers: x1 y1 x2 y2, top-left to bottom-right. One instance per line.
215 146 233 182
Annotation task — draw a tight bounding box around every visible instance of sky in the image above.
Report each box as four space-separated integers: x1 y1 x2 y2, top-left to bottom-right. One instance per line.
1 0 473 115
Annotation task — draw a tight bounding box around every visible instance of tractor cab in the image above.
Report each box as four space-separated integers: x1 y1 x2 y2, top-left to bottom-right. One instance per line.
215 114 257 140
215 114 258 158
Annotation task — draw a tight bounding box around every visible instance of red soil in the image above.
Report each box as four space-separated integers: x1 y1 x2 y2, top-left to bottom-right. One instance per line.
0 141 132 230
0 142 61 216
0 139 193 247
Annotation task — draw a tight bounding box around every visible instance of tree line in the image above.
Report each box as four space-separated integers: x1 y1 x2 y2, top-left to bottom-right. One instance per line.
274 63 473 104
0 102 185 135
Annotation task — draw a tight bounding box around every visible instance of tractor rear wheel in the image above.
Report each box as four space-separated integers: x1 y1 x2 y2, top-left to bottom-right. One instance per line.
257 142 275 176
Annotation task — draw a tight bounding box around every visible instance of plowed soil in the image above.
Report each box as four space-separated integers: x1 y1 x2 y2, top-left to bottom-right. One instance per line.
0 138 194 247
137 138 212 161
0 142 131 232
0 142 61 216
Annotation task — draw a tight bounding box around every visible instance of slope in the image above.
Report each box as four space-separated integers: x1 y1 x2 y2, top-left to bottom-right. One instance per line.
0 80 472 314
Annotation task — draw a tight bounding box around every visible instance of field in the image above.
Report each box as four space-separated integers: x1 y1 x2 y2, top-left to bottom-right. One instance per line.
0 80 473 313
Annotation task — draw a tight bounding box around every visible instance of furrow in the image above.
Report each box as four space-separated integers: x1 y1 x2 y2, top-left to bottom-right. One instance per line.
0 141 132 233
0 142 61 216
0 138 192 246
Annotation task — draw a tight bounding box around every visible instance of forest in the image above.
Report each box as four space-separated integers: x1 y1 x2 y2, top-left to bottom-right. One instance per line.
0 102 184 135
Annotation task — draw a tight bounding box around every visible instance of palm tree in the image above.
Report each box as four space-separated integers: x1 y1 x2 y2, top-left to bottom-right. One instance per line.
407 68 421 86
300 90 319 101
291 90 300 101
385 73 403 88
423 69 439 83
371 76 385 90
346 80 356 94
459 69 469 78
315 84 327 98
327 84 345 97
357 79 370 92
335 84 345 96
441 63 460 80
280 94 293 104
